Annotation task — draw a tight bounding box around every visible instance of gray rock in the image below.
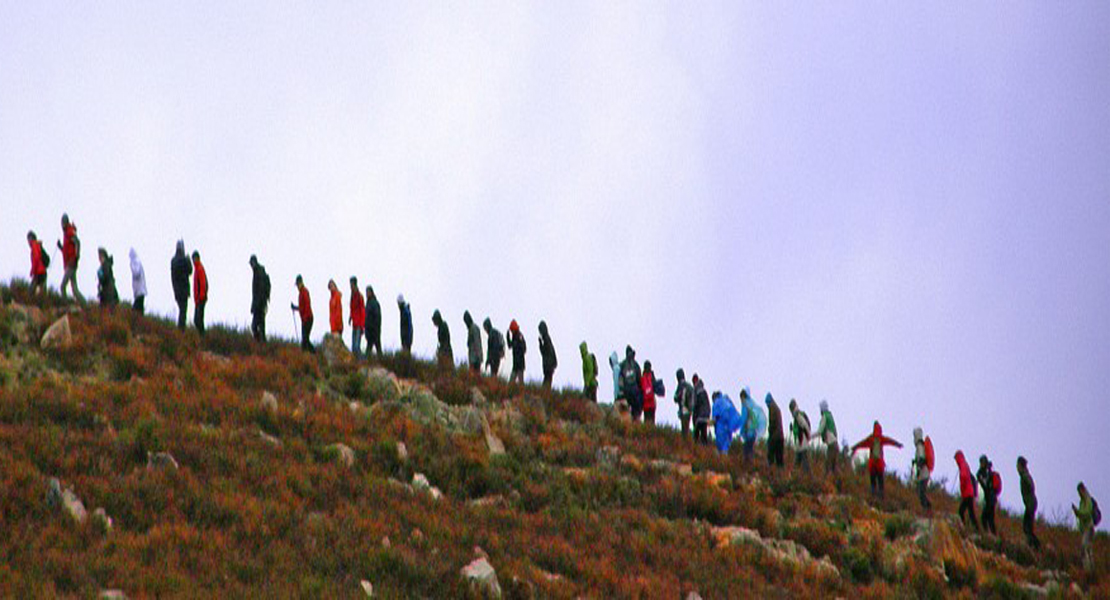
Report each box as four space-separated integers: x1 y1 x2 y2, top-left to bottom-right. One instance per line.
99 591 128 600
328 443 355 468
146 451 179 471
46 477 88 525
460 557 501 599
40 315 72 349
364 367 401 403
261 391 278 412
360 579 374 597
412 473 443 501
396 441 409 462
91 507 113 534
322 333 353 368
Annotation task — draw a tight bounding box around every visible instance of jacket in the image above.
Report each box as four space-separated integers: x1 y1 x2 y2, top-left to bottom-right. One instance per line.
913 429 930 482
467 319 483 368
712 394 744 453
766 395 784 442
609 352 621 399
399 301 413 348
129 249 146 298
507 324 526 371
976 463 998 501
816 409 837 446
97 255 119 305
329 289 343 334
250 262 269 314
486 322 505 368
433 312 452 359
851 422 902 472
297 286 313 322
740 396 766 443
789 406 811 446
955 451 976 499
580 343 598 388
1019 467 1036 511
1074 493 1094 532
640 371 657 412
30 239 47 277
692 380 711 424
62 223 79 267
170 242 192 302
350 289 366 329
538 323 557 375
366 293 381 338
619 355 642 404
192 258 208 304
674 379 694 419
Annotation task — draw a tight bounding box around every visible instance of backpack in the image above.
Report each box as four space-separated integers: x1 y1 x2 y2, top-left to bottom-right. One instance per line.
924 436 935 472
620 362 638 392
991 472 1002 496
261 271 271 302
1093 498 1102 527
40 245 51 269
653 377 665 397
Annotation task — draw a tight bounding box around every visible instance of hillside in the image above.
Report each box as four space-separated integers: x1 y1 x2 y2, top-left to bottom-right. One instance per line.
0 280 1106 598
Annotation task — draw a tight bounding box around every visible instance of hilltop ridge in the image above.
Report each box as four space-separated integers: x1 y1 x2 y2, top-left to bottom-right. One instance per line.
0 280 1106 598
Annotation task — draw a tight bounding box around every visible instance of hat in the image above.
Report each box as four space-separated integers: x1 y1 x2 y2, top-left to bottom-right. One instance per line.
397 294 405 304
510 320 520 332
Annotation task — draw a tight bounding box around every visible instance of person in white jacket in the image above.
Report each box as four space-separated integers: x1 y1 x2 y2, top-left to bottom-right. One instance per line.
129 248 147 314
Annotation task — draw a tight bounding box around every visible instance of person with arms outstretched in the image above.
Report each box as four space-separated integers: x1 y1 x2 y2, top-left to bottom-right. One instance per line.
851 421 902 497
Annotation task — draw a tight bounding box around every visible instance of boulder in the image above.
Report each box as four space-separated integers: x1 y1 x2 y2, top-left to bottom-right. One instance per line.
360 580 374 597
396 441 409 462
99 591 128 600
328 443 355 468
322 333 353 368
40 315 72 349
713 525 839 579
482 418 505 457
46 478 88 525
364 367 401 403
412 473 443 500
460 557 501 599
146 451 179 471
91 507 113 534
259 430 282 447
260 391 279 412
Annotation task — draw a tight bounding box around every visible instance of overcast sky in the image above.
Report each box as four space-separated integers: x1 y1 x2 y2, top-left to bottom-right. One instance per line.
2 2 1108 521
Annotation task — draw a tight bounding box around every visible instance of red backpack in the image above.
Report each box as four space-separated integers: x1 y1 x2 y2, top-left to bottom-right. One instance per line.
991 471 1002 496
924 436 935 472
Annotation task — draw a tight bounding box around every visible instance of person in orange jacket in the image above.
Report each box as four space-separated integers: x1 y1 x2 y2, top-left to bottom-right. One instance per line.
191 251 208 336
27 231 48 296
328 280 343 336
851 421 902 497
348 277 365 358
291 275 314 352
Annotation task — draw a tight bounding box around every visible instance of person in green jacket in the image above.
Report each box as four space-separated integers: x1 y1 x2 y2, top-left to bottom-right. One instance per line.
815 400 838 473
579 342 598 402
1073 482 1096 569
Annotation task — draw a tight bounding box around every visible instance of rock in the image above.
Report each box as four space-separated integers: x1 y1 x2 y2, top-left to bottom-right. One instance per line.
454 405 486 436
328 443 355 468
40 315 72 349
412 473 443 500
470 387 489 406
46 478 88 525
460 557 501 599
91 507 113 534
99 591 128 600
396 441 409 462
200 351 230 366
259 430 282 447
712 525 839 579
146 451 179 471
322 333 353 368
474 545 489 560
260 391 278 412
596 445 620 471
364 367 401 402
686 593 704 600
360 580 374 597
468 495 508 509
1019 582 1049 598
381 536 391 549
45 477 64 508
482 418 505 457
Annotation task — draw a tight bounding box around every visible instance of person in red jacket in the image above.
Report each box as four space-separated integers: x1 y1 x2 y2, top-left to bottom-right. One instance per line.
27 231 48 296
348 276 365 358
191 251 208 336
955 451 980 531
640 361 659 425
56 214 84 303
851 421 903 497
327 280 343 337
291 275 314 352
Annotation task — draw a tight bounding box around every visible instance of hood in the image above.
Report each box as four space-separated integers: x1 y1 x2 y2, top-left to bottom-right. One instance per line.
396 294 405 306
819 399 828 413
872 422 882 437
625 345 635 359
954 450 966 466
764 393 775 406
129 248 141 270
510 320 520 333
483 317 492 331
538 321 548 335
366 285 375 298
463 311 473 326
175 240 186 257
579 342 588 356
609 351 619 367
676 368 685 381
432 310 442 324
913 427 923 442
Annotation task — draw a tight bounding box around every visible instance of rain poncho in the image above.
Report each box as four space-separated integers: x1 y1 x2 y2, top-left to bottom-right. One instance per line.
712 393 744 453
740 392 766 443
129 249 146 298
609 352 621 400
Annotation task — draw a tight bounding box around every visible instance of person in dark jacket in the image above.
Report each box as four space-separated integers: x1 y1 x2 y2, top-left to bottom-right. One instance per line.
674 369 694 438
977 455 999 535
691 375 711 444
291 275 314 352
1017 456 1041 550
765 394 785 468
432 310 452 367
170 240 192 330
349 277 365 358
249 255 270 342
96 248 119 307
397 295 412 354
538 320 557 389
192 251 208 336
619 346 643 421
506 320 526 384
365 286 382 356
484 318 505 377
28 231 48 296
464 311 483 372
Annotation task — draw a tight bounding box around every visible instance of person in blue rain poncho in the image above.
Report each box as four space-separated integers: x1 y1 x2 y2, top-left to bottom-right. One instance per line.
738 388 766 461
711 391 744 454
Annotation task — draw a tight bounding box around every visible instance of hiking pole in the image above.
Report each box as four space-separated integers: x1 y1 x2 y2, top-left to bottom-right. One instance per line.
291 306 299 339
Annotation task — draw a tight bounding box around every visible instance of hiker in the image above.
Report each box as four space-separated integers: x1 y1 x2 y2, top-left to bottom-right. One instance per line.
249 255 270 342
464 311 482 372
328 280 343 336
788 399 811 471
192 251 208 335
506 320 525 383
291 275 314 352
912 428 932 510
765 394 785 468
739 389 766 461
170 241 192 330
96 248 119 307
129 249 146 313
674 369 694 438
27 231 48 296
976 455 999 535
538 321 557 389
1072 482 1098 570
1017 457 1040 550
57 214 84 303
850 422 902 497
580 342 598 401
954 451 980 530
365 286 382 356
349 277 365 358
691 375 711 444
484 318 505 377
640 361 662 424
619 347 643 420
711 391 743 454
397 295 413 354
815 400 838 473
609 352 621 403
432 310 452 367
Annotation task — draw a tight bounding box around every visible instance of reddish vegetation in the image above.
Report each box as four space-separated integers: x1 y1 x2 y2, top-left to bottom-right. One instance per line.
0 280 1106 597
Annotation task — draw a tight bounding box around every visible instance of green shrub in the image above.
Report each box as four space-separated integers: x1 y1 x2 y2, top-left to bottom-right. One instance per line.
842 547 874 583
884 513 915 541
